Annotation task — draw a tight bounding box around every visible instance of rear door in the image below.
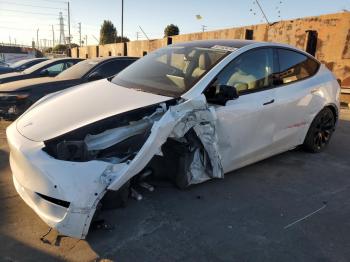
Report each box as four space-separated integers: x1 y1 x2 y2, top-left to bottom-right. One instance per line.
272 48 320 150
205 47 279 172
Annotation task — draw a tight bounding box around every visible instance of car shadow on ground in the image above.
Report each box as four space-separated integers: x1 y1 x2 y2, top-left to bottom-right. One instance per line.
0 118 349 261
0 149 65 261
0 149 8 171
85 118 350 261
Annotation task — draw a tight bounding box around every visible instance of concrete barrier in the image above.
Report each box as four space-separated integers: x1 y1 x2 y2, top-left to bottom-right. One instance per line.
70 12 350 84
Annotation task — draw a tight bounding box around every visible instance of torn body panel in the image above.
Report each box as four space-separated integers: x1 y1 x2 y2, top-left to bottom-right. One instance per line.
105 95 223 191
7 95 223 239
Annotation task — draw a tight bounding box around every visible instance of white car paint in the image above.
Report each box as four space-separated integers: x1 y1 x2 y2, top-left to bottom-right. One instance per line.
6 41 340 239
16 79 171 142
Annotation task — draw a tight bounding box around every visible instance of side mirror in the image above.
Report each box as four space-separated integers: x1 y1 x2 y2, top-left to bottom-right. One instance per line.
216 84 239 105
205 84 239 106
39 69 49 76
88 72 103 82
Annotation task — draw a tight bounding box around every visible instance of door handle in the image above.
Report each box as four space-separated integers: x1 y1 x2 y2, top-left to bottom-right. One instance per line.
263 99 275 106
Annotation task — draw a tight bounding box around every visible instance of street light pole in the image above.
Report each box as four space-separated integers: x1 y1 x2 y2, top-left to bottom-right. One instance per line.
36 28 39 49
52 25 55 48
121 0 124 43
67 1 71 55
78 22 82 46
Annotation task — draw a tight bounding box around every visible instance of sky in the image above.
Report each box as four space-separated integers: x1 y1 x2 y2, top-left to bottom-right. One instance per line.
0 0 350 47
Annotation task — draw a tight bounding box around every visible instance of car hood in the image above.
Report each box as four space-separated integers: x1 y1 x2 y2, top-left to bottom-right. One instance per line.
16 79 172 142
0 71 22 80
0 72 27 84
0 77 54 92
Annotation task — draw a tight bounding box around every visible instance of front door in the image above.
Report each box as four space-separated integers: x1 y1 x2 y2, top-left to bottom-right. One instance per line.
204 47 279 173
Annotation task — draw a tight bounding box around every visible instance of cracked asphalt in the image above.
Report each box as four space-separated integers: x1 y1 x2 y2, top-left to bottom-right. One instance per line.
0 110 349 262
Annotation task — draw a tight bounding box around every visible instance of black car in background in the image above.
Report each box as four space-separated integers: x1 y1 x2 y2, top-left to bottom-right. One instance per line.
0 58 83 84
0 56 137 119
0 58 48 75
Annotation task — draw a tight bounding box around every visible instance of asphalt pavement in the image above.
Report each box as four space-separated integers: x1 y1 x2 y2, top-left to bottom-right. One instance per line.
0 110 350 262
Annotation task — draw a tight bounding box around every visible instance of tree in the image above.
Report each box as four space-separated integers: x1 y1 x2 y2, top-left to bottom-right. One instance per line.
52 43 79 53
100 20 117 45
52 44 67 52
164 24 179 37
116 36 130 43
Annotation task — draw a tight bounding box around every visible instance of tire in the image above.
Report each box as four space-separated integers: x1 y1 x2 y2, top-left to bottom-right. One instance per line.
303 107 335 153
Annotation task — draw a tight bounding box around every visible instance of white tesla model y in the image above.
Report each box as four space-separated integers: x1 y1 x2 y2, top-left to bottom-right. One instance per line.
6 40 340 238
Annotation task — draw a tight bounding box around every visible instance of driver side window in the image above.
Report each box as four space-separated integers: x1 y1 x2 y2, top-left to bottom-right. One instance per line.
40 62 65 76
213 48 275 95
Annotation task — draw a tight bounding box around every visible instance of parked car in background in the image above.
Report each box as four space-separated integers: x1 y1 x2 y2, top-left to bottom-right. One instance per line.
0 61 9 67
6 40 340 239
0 58 83 84
0 58 48 75
0 56 137 119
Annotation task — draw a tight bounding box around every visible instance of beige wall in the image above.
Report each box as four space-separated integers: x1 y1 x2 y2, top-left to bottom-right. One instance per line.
70 12 350 83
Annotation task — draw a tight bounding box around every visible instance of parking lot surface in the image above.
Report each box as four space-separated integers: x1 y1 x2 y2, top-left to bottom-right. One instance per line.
0 110 350 262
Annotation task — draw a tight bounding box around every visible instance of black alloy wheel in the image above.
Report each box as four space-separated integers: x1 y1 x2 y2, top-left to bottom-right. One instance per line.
303 107 335 153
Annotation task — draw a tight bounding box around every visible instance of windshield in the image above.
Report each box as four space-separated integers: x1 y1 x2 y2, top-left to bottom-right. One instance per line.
112 46 229 97
10 59 29 68
23 59 54 74
56 59 97 79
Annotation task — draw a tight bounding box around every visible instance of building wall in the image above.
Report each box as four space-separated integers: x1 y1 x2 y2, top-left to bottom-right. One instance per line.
71 12 350 83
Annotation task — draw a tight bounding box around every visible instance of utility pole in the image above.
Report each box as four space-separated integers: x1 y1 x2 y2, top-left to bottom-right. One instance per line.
121 0 124 43
255 0 271 25
136 31 140 40
52 25 55 48
85 35 88 46
201 25 207 32
78 22 82 46
59 12 66 44
36 28 39 49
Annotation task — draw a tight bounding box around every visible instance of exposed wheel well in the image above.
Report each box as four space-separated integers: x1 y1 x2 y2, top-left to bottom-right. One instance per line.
325 104 338 123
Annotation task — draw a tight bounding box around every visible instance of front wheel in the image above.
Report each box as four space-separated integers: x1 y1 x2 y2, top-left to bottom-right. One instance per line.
303 107 335 153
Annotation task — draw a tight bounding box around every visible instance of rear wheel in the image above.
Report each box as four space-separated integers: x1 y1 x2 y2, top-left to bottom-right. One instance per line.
303 107 335 153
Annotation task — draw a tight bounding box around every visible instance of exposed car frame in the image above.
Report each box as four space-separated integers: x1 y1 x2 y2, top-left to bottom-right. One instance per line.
6 40 340 239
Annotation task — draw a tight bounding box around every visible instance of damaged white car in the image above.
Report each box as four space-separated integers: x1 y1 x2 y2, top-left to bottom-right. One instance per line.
6 40 340 239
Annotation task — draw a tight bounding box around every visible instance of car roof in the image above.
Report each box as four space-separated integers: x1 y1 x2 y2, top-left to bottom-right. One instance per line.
88 56 139 63
15 58 47 63
35 57 82 66
171 39 259 49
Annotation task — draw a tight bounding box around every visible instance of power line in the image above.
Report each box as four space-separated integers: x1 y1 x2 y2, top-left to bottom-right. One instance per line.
0 21 60 27
0 1 67 10
0 8 67 16
0 26 40 31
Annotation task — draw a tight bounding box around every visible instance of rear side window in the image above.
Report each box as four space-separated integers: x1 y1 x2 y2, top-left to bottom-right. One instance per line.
94 59 135 78
277 49 319 84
